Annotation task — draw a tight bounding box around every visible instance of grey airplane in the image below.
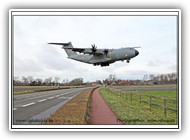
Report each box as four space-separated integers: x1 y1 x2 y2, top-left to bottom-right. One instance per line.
48 42 140 67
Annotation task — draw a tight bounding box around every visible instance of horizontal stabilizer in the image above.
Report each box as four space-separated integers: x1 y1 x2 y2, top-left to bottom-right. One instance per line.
128 46 141 48
48 42 71 46
48 42 77 56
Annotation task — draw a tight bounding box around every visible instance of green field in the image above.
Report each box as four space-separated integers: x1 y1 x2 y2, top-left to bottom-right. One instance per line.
112 84 177 89
99 87 178 125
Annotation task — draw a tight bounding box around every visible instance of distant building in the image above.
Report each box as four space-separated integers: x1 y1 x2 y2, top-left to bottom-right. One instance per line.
91 82 97 86
118 80 134 85
86 82 97 86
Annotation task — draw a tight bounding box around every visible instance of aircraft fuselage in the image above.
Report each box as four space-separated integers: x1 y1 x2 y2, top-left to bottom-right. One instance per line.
48 42 139 67
68 48 139 66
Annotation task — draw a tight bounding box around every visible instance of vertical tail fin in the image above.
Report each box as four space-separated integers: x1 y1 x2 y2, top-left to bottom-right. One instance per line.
48 42 77 57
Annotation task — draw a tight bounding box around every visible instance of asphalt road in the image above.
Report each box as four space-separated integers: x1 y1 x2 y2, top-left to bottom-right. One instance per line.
12 87 92 125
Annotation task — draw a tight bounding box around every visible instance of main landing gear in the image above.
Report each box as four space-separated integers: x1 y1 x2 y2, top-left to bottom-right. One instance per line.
101 63 109 67
127 59 130 63
93 63 109 67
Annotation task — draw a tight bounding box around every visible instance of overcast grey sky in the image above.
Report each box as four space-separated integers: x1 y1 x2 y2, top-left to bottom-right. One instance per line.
13 14 177 82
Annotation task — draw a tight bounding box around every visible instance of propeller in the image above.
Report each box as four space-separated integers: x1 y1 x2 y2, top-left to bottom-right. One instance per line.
91 44 97 54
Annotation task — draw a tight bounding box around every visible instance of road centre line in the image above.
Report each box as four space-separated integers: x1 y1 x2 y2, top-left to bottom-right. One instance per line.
37 99 47 102
22 102 36 107
17 88 89 109
48 96 55 99
59 97 69 99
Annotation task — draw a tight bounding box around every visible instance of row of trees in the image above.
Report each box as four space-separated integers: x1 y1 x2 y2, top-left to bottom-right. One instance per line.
13 76 84 86
13 72 177 86
143 72 177 84
103 74 117 85
103 73 177 85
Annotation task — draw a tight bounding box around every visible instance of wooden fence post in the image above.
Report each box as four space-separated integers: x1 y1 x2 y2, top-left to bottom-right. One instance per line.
150 96 152 111
164 97 167 116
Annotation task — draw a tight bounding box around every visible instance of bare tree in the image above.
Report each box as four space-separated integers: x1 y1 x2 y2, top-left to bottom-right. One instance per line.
143 74 148 81
13 76 21 86
149 74 154 81
44 77 53 86
27 76 33 85
69 78 83 86
108 74 117 82
54 77 60 85
21 76 29 85
35 78 43 86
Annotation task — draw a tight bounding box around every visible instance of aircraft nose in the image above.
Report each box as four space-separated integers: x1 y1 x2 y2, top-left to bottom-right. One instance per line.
135 50 139 56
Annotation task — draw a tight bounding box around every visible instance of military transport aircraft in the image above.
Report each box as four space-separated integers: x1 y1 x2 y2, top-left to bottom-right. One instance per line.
48 42 140 67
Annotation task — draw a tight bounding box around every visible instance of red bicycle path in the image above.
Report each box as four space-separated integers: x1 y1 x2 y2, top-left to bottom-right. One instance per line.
88 88 123 124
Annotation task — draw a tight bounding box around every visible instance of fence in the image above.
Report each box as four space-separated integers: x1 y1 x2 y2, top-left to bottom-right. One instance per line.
106 87 177 116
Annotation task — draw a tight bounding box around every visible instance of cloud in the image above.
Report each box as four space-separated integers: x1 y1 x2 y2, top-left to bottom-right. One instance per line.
14 56 44 75
13 14 178 82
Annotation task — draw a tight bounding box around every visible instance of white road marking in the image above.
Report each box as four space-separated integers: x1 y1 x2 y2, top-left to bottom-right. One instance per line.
48 96 55 99
22 102 36 107
59 96 74 100
37 99 47 102
16 88 90 109
64 92 70 95
59 97 69 99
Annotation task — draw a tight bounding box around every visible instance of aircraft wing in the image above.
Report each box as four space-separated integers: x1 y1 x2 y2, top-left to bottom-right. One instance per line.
68 48 86 53
64 47 105 55
49 42 107 55
89 58 111 64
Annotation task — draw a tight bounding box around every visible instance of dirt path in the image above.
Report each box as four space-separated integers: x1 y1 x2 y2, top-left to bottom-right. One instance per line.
88 88 123 124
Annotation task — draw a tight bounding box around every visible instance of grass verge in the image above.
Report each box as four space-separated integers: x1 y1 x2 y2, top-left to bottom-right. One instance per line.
43 88 93 124
99 87 178 125
13 86 86 95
